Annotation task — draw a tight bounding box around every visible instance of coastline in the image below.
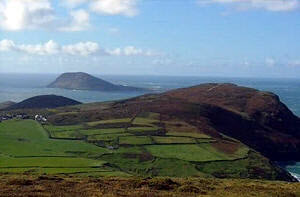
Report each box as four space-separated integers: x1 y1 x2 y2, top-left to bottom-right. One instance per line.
277 161 300 182
291 173 300 181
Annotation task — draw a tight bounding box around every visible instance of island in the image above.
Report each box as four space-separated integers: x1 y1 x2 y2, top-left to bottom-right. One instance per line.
47 72 148 92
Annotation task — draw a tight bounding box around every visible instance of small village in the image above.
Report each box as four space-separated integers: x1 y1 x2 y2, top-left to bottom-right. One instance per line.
0 113 47 123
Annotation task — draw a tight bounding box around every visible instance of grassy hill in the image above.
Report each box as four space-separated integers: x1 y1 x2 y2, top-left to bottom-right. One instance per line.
0 115 292 181
0 83 299 182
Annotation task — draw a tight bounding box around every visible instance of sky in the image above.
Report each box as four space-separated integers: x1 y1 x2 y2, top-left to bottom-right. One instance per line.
1 0 300 77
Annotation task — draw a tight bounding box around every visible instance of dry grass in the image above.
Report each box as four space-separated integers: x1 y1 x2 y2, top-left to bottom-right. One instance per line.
0 175 299 197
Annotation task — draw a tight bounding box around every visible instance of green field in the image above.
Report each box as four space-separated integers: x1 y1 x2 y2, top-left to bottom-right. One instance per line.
166 132 210 139
44 124 84 139
80 128 125 135
0 120 107 157
44 124 83 132
0 120 110 174
87 118 131 127
127 127 159 132
145 144 248 162
132 117 159 126
0 156 105 168
87 133 131 141
153 136 196 144
0 115 253 178
119 136 152 145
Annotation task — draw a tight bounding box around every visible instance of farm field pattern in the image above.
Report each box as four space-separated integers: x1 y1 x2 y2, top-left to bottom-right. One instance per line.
0 111 254 177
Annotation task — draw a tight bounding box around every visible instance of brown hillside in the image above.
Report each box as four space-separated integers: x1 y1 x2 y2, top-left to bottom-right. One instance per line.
46 83 300 161
112 83 300 161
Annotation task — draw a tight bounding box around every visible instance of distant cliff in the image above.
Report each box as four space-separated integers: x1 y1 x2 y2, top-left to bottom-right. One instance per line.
6 95 81 110
47 72 147 92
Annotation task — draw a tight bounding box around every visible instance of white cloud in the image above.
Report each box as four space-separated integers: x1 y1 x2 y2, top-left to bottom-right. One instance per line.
0 39 158 57
62 42 100 56
0 39 97 56
124 46 143 56
0 40 60 55
90 0 138 16
198 0 299 11
265 57 276 67
59 9 90 32
0 0 90 31
288 60 300 66
0 0 55 31
243 59 250 67
108 48 122 56
18 40 60 55
62 0 139 16
0 0 139 31
152 58 173 65
107 46 158 56
0 40 16 51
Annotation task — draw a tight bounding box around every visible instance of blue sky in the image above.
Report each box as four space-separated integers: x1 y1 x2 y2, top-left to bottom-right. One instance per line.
1 0 300 77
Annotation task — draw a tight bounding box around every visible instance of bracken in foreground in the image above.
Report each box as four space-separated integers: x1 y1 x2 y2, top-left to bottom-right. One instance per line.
0 175 299 197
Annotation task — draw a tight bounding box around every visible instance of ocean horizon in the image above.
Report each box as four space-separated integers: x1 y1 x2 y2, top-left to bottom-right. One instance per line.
1 73 300 115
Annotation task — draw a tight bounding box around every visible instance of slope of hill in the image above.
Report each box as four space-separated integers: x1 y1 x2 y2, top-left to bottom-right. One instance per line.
45 83 300 162
47 72 147 91
0 117 294 182
1 83 299 181
6 95 81 110
163 83 300 161
0 101 16 110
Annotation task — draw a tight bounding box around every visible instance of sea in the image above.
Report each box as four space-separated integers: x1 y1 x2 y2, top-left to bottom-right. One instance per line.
0 73 299 180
